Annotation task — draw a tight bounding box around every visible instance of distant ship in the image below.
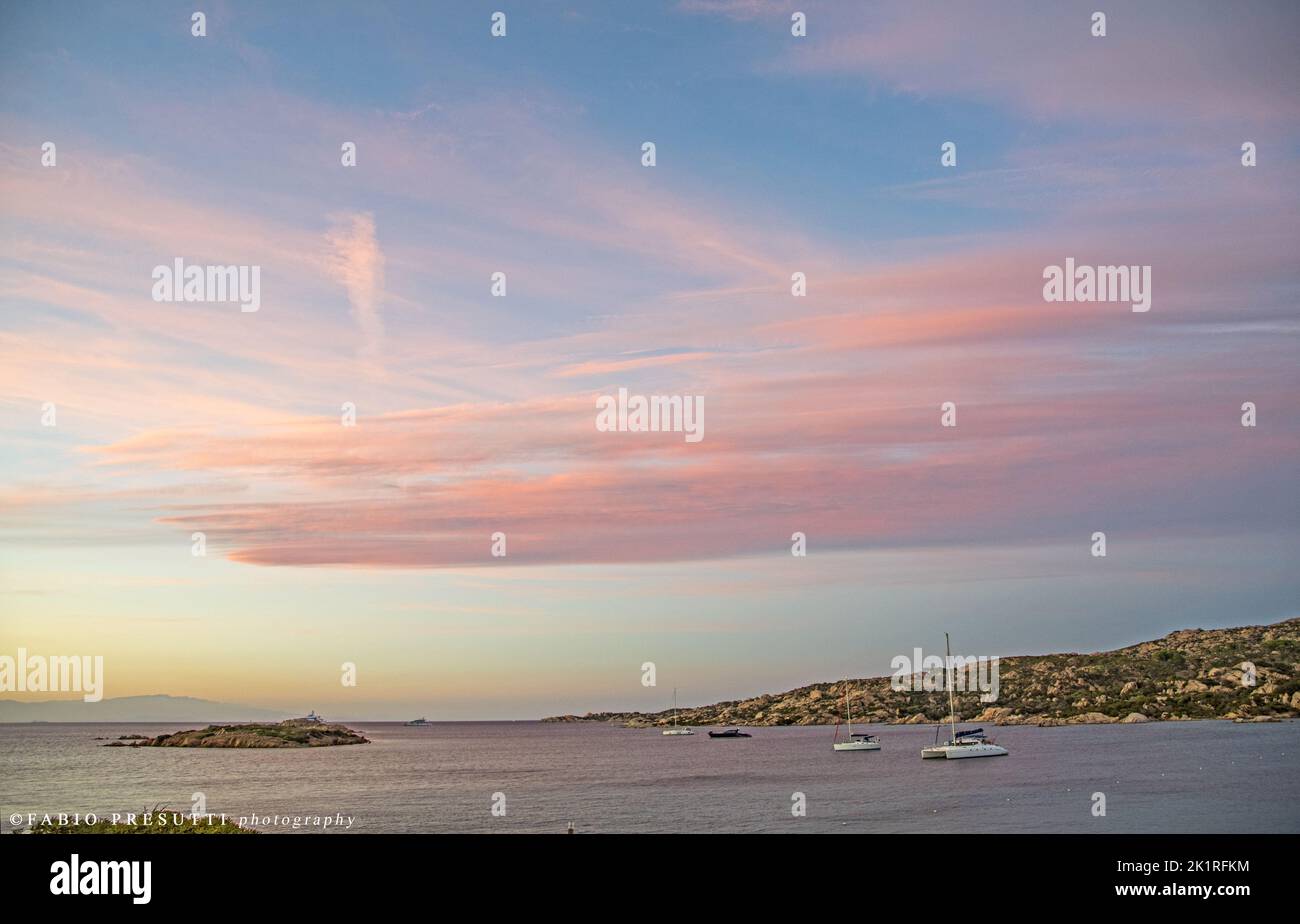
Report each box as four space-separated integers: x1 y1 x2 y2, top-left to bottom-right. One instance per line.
301 711 325 724
404 717 434 726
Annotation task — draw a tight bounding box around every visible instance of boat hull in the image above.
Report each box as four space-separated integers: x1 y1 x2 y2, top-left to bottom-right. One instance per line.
923 742 1008 759
833 740 880 751
941 743 1008 758
662 729 694 736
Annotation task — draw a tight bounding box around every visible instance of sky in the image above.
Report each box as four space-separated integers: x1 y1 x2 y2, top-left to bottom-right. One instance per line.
1 0 1297 720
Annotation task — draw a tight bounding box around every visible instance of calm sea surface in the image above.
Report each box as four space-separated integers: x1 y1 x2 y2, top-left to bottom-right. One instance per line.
2 720 1297 833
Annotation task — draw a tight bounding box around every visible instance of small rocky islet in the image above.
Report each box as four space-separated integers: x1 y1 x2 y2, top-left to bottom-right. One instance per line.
546 618 1300 729
103 718 369 748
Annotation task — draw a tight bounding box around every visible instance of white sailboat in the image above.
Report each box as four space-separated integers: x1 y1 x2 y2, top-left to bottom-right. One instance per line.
662 688 694 736
832 686 880 751
920 633 1008 760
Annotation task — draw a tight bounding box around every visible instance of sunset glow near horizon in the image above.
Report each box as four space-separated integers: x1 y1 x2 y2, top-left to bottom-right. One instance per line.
1 1 1298 719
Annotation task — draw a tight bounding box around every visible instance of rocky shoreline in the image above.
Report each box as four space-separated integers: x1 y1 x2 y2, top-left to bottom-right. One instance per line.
545 618 1300 729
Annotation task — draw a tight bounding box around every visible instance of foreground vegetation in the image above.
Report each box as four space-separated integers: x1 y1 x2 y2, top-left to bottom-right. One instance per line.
29 814 254 834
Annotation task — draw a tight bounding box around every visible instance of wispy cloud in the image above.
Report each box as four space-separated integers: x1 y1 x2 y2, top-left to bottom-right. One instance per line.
762 0 1300 124
325 212 386 368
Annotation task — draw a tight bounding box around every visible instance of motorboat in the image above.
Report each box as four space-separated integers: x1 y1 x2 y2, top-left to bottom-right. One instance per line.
708 728 752 738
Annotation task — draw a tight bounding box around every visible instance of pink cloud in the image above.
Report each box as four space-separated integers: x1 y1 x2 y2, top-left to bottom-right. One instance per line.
5 48 1297 573
770 1 1300 123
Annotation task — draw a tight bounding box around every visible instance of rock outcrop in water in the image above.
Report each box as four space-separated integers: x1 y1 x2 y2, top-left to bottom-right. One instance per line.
105 718 369 748
545 618 1300 728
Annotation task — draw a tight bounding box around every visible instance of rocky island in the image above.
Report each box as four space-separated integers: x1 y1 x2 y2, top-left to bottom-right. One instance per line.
546 618 1299 729
105 718 369 748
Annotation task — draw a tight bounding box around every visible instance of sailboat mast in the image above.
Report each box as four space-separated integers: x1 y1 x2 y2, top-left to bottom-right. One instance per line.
945 632 957 742
847 688 853 735
672 688 677 727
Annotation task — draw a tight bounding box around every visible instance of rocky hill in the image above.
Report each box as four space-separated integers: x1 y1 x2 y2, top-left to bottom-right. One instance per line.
545 618 1300 728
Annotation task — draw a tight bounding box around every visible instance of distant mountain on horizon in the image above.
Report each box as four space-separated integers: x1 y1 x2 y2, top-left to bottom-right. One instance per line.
0 694 291 723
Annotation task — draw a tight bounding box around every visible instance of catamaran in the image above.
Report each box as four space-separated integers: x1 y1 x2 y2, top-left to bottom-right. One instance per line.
920 633 1008 760
832 686 880 751
662 688 694 735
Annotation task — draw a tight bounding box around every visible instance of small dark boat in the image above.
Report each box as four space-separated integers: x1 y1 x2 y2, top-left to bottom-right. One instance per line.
708 728 752 738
